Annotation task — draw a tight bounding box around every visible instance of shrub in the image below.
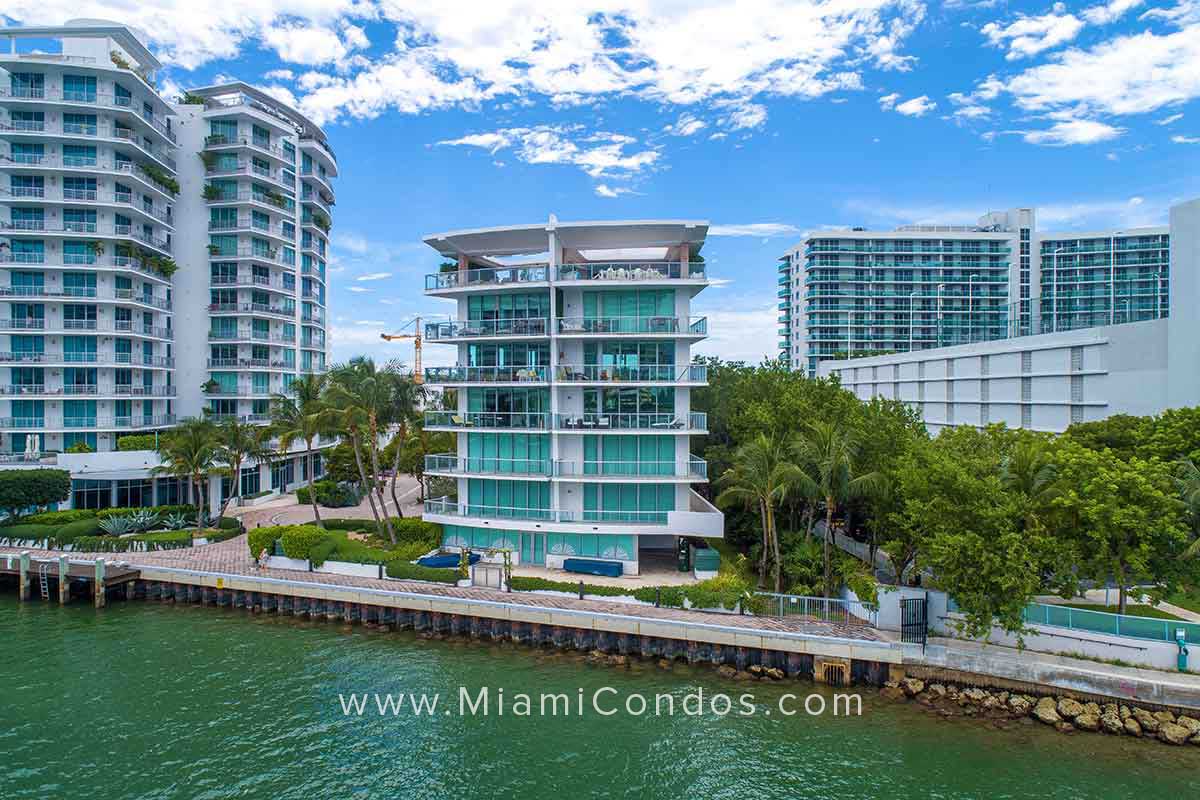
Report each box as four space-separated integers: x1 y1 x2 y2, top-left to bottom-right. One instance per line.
632 585 685 607
389 541 434 562
98 505 196 519
201 526 242 543
0 523 66 544
385 560 458 583
247 527 279 558
508 576 634 597
117 434 157 451
99 516 137 536
57 518 103 540
216 516 242 531
73 531 192 552
391 517 442 547
308 536 337 567
295 480 359 508
16 509 95 525
241 490 272 501
320 517 377 532
65 441 94 454
279 525 327 560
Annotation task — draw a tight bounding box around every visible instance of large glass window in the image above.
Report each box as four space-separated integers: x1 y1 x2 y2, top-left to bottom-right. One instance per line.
72 479 111 510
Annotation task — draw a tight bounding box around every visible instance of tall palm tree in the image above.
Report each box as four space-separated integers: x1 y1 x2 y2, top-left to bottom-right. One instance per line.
1177 459 1200 557
270 373 329 528
385 367 425 517
153 417 218 530
325 359 397 542
212 415 272 526
715 434 799 591
1000 438 1059 533
791 421 885 597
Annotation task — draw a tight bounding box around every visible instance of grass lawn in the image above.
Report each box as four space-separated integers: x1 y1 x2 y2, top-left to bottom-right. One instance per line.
1166 588 1200 615
1058 602 1183 620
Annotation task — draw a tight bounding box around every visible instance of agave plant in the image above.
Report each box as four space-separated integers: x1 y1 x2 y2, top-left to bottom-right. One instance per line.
98 516 136 536
162 512 190 530
128 508 161 533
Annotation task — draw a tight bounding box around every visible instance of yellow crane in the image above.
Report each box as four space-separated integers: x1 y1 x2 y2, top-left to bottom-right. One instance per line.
380 316 423 384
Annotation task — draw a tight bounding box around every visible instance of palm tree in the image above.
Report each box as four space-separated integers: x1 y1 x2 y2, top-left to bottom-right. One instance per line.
270 373 329 528
384 368 425 517
1000 438 1059 533
211 415 272 526
325 359 396 542
153 417 218 530
715 434 799 591
791 421 885 597
1177 459 1200 557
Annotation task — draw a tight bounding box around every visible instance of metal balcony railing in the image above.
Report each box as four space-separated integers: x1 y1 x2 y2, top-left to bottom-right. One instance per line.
556 262 708 282
424 365 548 383
423 411 549 430
556 316 707 336
554 364 708 383
425 265 549 291
423 454 552 477
424 318 549 339
553 411 707 431
552 457 707 479
422 497 669 525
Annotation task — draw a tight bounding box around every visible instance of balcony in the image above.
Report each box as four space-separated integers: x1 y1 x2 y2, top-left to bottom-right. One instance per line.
424 454 552 478
206 358 290 369
207 330 295 344
0 384 176 397
206 189 295 213
203 133 289 163
556 316 707 337
424 411 549 431
208 217 293 242
0 319 172 338
0 87 177 143
556 262 707 283
554 364 708 384
423 365 548 385
424 318 549 340
0 414 177 431
209 302 295 319
425 265 549 292
422 498 668 526
0 352 174 368
0 220 172 254
0 154 177 199
0 286 171 310
552 457 707 480
553 411 707 432
208 246 294 268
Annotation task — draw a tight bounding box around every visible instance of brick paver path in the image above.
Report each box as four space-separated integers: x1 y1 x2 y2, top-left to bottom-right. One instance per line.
1 536 882 642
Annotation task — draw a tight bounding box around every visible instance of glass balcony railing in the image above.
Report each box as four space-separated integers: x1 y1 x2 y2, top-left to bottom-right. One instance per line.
553 457 707 479
554 364 707 383
423 454 552 477
423 497 668 525
553 411 707 431
424 318 549 339
556 316 707 336
424 365 548 383
424 411 549 430
556 262 707 282
425 265 549 291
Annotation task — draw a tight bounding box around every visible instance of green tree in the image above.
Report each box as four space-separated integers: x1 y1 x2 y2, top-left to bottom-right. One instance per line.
212 415 272 526
153 418 218 529
1051 441 1192 613
270 373 330 528
1000 434 1059 533
1063 413 1146 460
1177 459 1200 557
383 367 425 516
715 434 797 591
790 420 885 597
325 359 397 542
0 469 71 517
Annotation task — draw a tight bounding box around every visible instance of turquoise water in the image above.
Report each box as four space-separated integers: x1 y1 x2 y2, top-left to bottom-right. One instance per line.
0 597 1195 799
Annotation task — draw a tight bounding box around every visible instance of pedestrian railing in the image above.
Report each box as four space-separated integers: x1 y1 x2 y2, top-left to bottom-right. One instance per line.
1021 602 1200 645
756 592 878 627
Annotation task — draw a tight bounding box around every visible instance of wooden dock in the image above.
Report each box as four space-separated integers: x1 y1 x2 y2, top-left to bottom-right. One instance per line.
0 552 140 607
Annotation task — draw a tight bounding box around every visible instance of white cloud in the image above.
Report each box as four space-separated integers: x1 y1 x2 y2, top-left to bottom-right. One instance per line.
1172 134 1200 143
354 319 386 326
664 112 707 137
692 303 780 364
1106 151 1119 160
1 2 928 126
878 92 901 110
355 272 393 281
1082 0 1143 25
1157 113 1184 125
438 125 659 179
894 94 936 116
718 101 768 130
347 286 372 293
947 91 990 121
334 232 371 255
981 5 1085 60
264 68 295 81
1018 118 1124 145
594 184 634 198
708 223 801 237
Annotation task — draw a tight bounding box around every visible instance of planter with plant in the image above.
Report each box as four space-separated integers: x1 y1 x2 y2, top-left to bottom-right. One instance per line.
110 51 132 70
202 184 222 201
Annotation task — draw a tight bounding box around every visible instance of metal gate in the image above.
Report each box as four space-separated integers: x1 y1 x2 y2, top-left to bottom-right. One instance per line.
900 596 928 649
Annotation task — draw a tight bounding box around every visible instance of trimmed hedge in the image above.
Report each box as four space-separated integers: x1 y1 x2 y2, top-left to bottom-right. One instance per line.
279 525 327 560
506 575 751 611
73 531 193 552
98 505 197 519
15 509 96 525
216 516 242 531
247 527 279 559
202 526 242 543
508 576 635 598
117 434 158 451
385 560 458 583
0 518 102 544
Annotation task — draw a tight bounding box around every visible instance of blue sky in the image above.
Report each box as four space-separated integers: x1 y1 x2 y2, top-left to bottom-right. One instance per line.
6 1 1199 365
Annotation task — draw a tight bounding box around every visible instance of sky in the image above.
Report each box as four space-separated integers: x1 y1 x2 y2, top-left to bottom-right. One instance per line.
4 1 1199 367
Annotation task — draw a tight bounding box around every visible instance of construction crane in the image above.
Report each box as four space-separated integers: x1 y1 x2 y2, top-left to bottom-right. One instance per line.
380 316 423 384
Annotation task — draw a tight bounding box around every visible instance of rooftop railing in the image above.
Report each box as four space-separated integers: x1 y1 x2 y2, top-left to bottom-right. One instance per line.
425 265 549 291
556 262 707 282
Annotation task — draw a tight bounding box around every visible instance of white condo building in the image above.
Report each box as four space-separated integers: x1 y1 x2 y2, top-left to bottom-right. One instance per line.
780 207 1169 377
0 21 333 509
815 198 1200 434
419 218 723 574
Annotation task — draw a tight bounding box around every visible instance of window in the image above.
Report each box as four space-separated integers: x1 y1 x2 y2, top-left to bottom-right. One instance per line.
72 479 111 510
116 479 153 507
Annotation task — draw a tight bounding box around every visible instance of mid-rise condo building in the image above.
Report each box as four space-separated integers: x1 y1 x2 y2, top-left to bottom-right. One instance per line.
780 207 1170 376
0 21 333 508
420 218 723 574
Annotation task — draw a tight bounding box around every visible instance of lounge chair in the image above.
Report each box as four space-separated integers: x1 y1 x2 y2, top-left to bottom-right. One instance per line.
651 416 683 429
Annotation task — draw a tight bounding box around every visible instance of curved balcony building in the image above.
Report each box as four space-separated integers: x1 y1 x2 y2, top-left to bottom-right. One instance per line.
0 22 177 452
420 218 723 575
170 82 332 424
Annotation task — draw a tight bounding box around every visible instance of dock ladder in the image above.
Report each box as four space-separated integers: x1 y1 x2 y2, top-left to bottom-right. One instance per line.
38 562 51 600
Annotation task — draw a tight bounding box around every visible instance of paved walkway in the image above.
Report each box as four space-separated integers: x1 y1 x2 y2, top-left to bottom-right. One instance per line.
1 535 882 642
233 477 424 528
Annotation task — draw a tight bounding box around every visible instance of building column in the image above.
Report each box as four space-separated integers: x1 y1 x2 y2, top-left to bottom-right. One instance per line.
58 555 69 605
17 551 30 602
93 558 106 609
